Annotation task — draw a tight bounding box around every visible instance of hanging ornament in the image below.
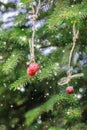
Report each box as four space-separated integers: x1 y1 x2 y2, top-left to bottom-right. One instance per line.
58 23 84 92
27 0 41 76
66 86 74 94
27 63 40 76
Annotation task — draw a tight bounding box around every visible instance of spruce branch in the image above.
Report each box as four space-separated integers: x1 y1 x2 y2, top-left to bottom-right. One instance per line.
2 50 24 74
25 94 78 126
48 1 87 29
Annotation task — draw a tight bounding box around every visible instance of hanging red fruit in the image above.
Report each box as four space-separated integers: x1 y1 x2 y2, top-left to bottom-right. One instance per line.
29 63 40 72
66 86 74 94
27 68 36 76
27 63 40 76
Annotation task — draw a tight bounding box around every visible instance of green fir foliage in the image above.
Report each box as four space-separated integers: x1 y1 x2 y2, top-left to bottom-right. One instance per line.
0 0 87 130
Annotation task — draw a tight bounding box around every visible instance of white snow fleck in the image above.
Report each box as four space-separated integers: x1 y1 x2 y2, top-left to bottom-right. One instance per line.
34 89 37 92
55 63 59 66
20 87 25 92
62 50 65 53
46 82 48 84
79 12 82 15
0 56 3 60
11 124 15 128
20 36 27 41
1 104 3 107
75 94 82 99
67 111 70 115
37 119 42 124
79 88 84 93
45 93 49 96
10 105 13 108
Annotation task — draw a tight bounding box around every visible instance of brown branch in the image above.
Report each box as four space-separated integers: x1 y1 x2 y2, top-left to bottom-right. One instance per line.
39 45 57 49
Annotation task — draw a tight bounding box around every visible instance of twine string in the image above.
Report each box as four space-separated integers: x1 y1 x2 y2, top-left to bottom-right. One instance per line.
58 23 84 86
29 0 41 64
68 23 79 76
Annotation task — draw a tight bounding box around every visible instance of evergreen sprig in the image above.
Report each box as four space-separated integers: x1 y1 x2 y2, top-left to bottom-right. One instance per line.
3 50 24 74
48 1 87 29
10 74 30 90
25 94 78 126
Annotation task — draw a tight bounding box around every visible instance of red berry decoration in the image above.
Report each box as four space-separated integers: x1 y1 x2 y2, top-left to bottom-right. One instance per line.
27 63 40 76
27 68 36 76
66 86 74 94
29 63 40 72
